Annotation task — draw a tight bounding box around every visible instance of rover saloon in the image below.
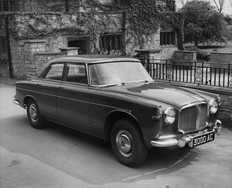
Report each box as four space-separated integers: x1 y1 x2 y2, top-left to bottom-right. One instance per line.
13 55 222 166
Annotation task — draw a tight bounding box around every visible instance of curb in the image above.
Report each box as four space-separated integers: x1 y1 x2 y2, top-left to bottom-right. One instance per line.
0 77 17 86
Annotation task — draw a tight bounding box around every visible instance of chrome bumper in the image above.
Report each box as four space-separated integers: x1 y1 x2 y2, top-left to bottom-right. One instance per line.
150 120 222 148
13 99 19 105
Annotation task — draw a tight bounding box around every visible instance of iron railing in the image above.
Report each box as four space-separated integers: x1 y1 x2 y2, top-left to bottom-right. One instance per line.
138 57 232 88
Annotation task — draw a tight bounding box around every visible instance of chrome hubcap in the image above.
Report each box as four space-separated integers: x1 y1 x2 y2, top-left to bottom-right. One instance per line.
29 104 38 123
116 130 133 158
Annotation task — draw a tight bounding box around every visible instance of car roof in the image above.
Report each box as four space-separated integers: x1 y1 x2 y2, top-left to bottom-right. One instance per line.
48 55 140 64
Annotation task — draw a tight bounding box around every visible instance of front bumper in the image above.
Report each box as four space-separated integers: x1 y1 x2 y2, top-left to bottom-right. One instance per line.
150 120 222 148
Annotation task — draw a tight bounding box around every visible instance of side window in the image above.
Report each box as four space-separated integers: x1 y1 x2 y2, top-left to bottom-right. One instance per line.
66 63 87 84
44 63 64 80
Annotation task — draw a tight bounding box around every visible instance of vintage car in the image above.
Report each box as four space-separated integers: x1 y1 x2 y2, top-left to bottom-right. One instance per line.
13 55 222 166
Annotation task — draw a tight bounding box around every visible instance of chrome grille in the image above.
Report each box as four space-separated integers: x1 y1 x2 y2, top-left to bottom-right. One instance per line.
178 103 208 133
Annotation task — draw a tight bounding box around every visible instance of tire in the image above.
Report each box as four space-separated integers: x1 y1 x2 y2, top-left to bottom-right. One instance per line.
111 119 148 167
26 99 45 129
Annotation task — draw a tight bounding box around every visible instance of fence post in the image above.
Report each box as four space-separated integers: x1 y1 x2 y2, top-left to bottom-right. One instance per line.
147 57 150 73
229 63 232 87
166 59 168 80
195 60 203 86
202 61 204 85
194 61 196 83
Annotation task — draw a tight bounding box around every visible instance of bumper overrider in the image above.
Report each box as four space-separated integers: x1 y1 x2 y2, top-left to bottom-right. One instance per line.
150 120 222 148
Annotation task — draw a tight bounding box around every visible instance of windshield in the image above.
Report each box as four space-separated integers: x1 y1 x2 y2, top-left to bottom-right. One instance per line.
88 62 153 86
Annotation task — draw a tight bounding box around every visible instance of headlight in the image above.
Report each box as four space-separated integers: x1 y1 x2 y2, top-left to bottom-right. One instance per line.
209 99 219 114
164 107 176 124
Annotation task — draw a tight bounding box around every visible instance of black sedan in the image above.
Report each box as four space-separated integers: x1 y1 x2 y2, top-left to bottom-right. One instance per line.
13 55 222 166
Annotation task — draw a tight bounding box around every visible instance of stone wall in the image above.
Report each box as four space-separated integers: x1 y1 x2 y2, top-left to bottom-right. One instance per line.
34 52 65 76
160 46 178 60
173 50 197 63
0 59 9 77
210 52 232 64
125 27 176 59
10 39 47 79
219 94 232 125
9 38 79 79
125 27 160 56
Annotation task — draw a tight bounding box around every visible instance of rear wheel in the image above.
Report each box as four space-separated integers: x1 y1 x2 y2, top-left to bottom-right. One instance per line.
111 119 147 167
26 99 45 129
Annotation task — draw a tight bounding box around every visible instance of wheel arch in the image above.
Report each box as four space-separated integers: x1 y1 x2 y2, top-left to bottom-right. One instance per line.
23 95 38 108
104 110 143 142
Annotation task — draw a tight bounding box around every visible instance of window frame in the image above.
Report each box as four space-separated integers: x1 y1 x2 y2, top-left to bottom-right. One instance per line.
64 62 88 85
41 62 66 81
160 30 176 46
101 34 123 53
0 0 19 11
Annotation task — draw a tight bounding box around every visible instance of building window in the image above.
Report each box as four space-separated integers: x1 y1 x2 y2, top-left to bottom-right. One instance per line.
68 38 90 54
0 36 7 54
0 0 19 11
101 34 122 53
160 31 176 46
113 0 130 7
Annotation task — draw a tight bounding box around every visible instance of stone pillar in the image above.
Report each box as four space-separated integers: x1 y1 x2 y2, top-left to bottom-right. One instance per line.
135 49 162 78
59 47 79 56
23 40 47 78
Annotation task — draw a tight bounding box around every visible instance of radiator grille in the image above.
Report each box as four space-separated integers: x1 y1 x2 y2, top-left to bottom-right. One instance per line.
178 103 208 133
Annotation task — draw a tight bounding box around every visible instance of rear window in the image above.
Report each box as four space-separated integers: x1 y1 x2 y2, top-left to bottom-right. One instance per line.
44 63 64 80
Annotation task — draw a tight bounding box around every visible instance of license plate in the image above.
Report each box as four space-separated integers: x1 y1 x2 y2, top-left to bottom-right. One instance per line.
191 131 215 148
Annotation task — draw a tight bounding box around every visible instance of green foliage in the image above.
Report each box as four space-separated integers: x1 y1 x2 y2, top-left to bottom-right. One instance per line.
224 15 232 25
86 0 162 48
182 0 228 45
196 51 210 61
185 46 210 61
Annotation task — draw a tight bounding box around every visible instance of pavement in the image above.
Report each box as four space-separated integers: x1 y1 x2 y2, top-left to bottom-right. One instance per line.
1 78 232 188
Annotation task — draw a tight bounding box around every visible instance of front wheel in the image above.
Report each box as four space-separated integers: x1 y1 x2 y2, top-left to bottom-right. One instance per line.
111 119 148 167
26 99 45 129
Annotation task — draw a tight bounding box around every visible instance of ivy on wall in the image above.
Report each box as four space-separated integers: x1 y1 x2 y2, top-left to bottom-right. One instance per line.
3 11 121 54
85 0 163 48
1 0 179 53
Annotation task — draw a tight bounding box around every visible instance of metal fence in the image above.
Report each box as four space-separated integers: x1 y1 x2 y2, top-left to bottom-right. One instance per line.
138 57 232 88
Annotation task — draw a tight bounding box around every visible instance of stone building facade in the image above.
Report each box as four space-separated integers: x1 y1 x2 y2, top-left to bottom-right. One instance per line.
0 0 177 79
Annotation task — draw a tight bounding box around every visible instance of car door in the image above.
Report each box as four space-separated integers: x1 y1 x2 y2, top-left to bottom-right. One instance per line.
36 62 65 121
57 62 91 131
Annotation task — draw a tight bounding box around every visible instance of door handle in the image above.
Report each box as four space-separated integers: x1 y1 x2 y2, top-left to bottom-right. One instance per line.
59 86 65 89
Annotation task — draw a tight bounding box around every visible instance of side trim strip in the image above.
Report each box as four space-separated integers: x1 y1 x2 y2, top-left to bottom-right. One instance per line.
18 87 131 113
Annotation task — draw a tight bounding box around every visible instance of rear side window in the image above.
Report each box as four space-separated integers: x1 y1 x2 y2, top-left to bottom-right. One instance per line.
44 63 64 80
66 64 87 84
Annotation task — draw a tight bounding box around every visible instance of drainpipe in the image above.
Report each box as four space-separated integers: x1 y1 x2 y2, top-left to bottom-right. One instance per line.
5 17 13 78
65 0 69 12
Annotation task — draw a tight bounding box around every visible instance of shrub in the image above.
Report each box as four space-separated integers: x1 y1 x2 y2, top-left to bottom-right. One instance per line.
196 50 210 61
